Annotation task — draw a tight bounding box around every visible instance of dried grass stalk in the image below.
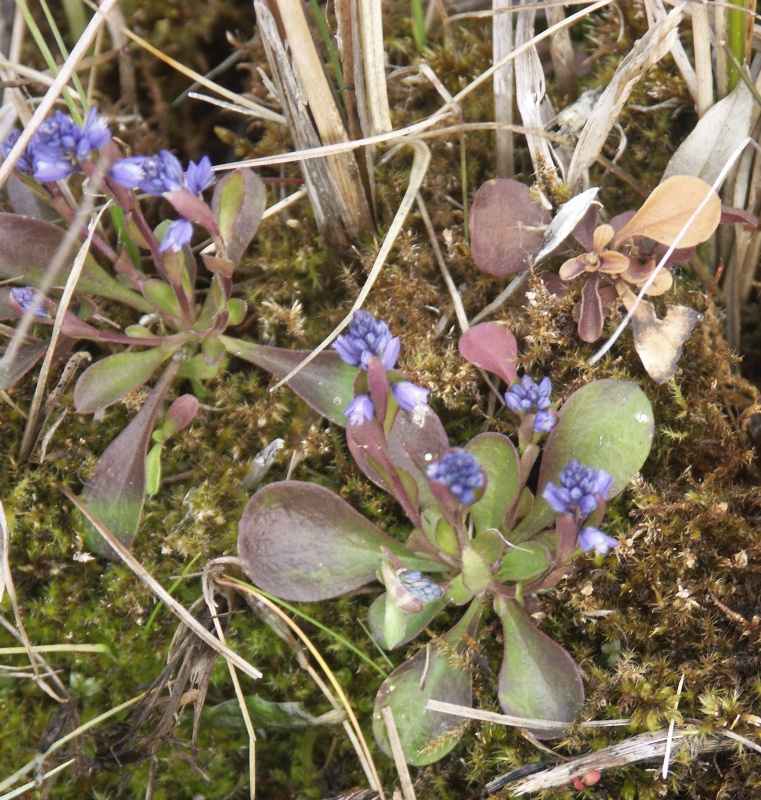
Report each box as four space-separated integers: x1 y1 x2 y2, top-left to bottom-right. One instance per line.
255 0 373 248
544 2 576 97
493 0 514 178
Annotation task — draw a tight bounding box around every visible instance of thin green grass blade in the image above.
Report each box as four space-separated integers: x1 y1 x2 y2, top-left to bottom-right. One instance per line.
143 554 202 633
411 0 426 52
37 0 88 111
307 0 344 93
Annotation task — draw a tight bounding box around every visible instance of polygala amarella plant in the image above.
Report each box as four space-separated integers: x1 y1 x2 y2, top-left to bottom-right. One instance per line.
237 312 655 765
0 106 353 558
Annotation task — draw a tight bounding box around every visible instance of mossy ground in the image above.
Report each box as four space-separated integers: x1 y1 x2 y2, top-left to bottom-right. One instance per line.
2 1 760 797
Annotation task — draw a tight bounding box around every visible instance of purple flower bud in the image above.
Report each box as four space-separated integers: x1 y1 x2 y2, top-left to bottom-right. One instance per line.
392 381 429 411
185 155 215 195
109 156 147 188
1 130 34 174
426 448 484 505
344 393 374 426
333 310 400 371
158 219 194 253
398 570 444 604
533 410 556 433
542 459 612 518
80 107 111 151
578 527 618 555
9 287 51 320
505 375 553 415
132 150 184 196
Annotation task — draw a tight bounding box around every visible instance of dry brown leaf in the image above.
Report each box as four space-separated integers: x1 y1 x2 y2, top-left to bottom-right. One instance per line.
629 299 702 384
566 4 683 186
612 176 721 248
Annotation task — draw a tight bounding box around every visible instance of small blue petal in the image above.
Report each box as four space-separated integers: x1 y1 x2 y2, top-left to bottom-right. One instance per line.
344 393 374 425
392 381 429 411
158 219 194 253
578 527 618 554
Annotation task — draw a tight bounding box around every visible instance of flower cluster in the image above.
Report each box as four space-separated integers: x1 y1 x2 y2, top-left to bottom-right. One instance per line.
1 108 111 182
543 459 617 555
9 287 52 320
333 311 429 425
399 570 444 604
110 151 215 253
426 448 484 505
504 375 556 433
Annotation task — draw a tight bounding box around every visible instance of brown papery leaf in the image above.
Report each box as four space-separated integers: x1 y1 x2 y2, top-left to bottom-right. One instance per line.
629 299 702 384
612 176 721 249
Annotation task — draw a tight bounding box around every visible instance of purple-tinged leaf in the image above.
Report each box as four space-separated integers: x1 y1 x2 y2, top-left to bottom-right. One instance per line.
73 347 175 413
470 180 550 276
237 481 442 601
496 596 584 739
466 433 519 533
0 341 49 391
347 418 422 527
164 394 199 435
80 362 179 558
211 169 266 266
720 204 758 227
219 335 357 426
458 323 518 385
372 600 482 765
0 213 152 312
163 190 218 238
578 274 604 343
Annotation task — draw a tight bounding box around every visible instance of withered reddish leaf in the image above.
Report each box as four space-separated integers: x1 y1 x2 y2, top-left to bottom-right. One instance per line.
165 394 200 434
458 323 518 385
612 176 721 248
720 205 758 227
578 275 604 343
469 179 550 276
629 299 702 384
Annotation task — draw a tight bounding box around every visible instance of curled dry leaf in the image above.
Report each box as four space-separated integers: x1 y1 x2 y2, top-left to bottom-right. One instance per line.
612 176 721 249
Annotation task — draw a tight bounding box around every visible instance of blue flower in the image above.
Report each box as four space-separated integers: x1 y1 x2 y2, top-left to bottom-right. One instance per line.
392 381 429 411
533 410 556 433
333 310 400 371
542 459 612 518
158 219 194 253
505 375 556 433
1 130 34 174
111 150 184 195
399 570 444 603
9 287 51 320
578 527 618 555
344 393 374 426
426 448 484 505
109 156 146 188
185 155 215 195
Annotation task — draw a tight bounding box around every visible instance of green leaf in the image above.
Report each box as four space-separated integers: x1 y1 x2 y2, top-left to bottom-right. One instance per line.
73 347 174 413
227 297 247 326
178 352 225 380
367 591 445 650
212 168 267 265
220 336 358 426
461 545 492 594
237 481 443 602
0 213 152 312
142 280 182 318
79 363 178 558
466 433 519 533
496 596 584 739
205 695 338 731
145 442 163 496
372 601 482 765
495 541 550 582
517 380 654 540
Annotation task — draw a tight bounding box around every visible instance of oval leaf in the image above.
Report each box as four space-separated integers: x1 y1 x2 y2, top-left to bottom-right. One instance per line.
458 323 518 385
211 168 266 266
372 602 482 765
470 180 550 276
497 597 584 739
367 592 445 650
237 481 441 601
73 347 173 413
466 433 519 533
612 176 721 248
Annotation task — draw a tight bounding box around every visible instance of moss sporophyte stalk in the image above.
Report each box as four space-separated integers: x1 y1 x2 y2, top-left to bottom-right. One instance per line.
237 311 655 764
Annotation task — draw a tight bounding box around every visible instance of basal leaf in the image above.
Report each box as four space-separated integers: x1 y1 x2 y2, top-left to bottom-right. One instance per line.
237 481 442 602
458 323 518 385
0 214 152 312
219 336 357 426
497 596 584 739
79 363 178 558
466 433 519 533
612 176 721 248
372 601 482 765
73 347 175 413
470 180 550 276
